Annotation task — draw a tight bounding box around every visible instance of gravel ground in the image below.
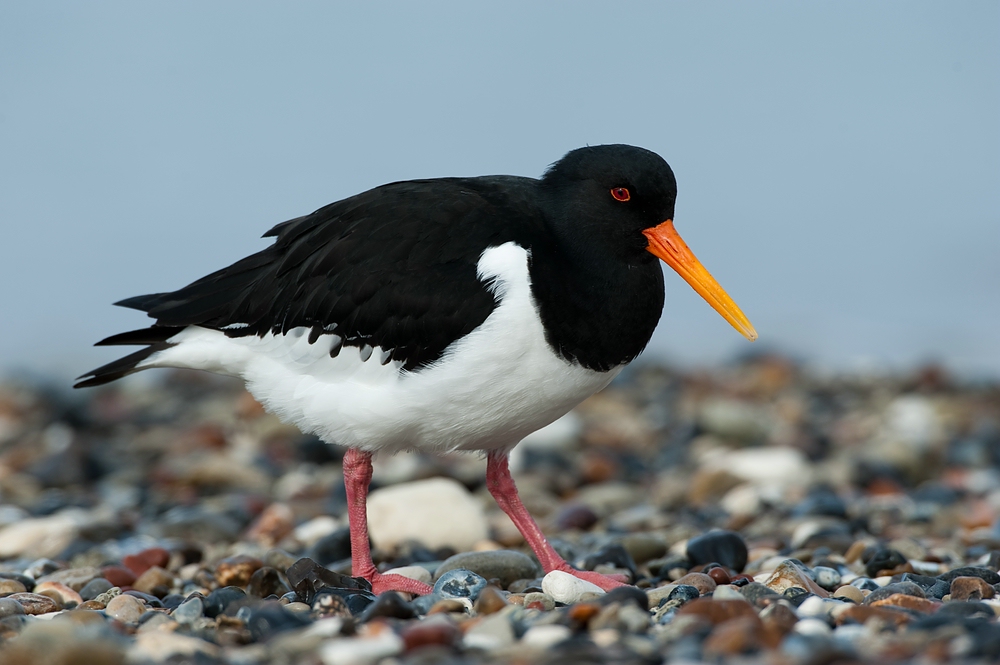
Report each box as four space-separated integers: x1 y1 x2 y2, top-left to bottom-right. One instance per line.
0 355 999 664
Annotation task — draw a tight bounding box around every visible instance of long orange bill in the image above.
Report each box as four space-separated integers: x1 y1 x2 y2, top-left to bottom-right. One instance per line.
643 219 758 341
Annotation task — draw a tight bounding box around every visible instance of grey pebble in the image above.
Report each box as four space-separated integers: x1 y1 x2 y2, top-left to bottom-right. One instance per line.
434 550 540 589
0 598 25 618
80 577 114 601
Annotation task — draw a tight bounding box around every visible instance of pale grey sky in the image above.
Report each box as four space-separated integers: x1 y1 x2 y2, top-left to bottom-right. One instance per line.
1 2 997 381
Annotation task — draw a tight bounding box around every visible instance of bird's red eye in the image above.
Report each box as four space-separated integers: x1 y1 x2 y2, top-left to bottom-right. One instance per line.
611 187 631 202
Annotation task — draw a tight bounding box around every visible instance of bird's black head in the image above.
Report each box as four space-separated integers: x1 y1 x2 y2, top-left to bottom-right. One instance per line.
540 144 678 262
538 144 758 343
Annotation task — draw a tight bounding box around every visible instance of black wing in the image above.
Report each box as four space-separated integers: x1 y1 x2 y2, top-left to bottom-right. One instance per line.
76 177 540 387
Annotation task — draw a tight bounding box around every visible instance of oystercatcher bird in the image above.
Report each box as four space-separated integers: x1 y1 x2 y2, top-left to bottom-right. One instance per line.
76 145 756 595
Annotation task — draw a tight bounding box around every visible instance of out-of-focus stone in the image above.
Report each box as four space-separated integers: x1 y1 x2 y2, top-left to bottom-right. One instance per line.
129 631 220 662
687 530 749 572
434 550 539 589
674 572 717 596
34 581 82 606
702 616 766 656
678 598 760 625
0 579 26 595
215 554 264 587
763 560 830 598
0 513 78 559
870 594 940 613
835 604 910 627
7 592 59 615
246 502 295 547
122 548 170 576
102 566 136 588
833 586 863 603
35 566 101 592
950 576 996 601
401 614 462 651
367 478 487 551
106 594 145 623
247 566 292 598
473 586 508 615
0 597 25 620
132 566 174 596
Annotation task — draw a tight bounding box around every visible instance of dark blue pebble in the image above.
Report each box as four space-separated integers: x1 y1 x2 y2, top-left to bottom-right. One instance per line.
433 568 487 601
312 586 376 616
599 586 649 610
246 602 312 641
204 586 247 618
864 548 907 577
411 592 443 615
667 585 700 604
863 582 925 605
896 573 950 599
686 530 748 573
359 591 416 621
580 544 637 578
850 577 881 592
937 567 1000 585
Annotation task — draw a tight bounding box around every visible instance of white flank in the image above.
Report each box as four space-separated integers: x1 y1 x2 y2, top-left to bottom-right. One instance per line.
140 243 621 454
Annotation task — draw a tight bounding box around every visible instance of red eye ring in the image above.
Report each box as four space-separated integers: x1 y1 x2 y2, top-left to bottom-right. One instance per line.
611 187 631 202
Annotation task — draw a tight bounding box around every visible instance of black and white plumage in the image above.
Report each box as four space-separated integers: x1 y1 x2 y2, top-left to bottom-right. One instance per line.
77 144 755 456
77 144 758 596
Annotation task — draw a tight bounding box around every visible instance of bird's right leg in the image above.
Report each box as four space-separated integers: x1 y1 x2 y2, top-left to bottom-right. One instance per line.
486 450 627 591
342 448 434 596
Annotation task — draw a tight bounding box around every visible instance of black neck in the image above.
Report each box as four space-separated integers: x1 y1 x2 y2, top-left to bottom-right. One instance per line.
527 230 665 372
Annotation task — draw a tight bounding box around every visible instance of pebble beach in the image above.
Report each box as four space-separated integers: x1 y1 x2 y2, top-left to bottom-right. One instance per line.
1 354 999 664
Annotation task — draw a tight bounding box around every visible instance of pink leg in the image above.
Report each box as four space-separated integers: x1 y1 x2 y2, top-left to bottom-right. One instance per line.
486 451 626 591
343 448 434 596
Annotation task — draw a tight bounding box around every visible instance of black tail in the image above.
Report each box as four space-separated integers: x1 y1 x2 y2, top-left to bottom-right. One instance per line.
74 325 184 388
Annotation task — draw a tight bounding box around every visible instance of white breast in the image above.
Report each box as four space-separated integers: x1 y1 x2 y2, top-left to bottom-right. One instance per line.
141 242 621 454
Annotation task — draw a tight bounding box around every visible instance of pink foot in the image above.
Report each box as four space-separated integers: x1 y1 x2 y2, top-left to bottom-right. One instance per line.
555 564 628 591
368 572 434 596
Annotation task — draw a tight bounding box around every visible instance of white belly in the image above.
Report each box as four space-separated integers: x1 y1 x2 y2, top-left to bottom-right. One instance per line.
141 243 621 454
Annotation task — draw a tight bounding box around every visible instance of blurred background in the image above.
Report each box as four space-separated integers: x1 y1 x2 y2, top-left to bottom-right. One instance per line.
1 1 997 382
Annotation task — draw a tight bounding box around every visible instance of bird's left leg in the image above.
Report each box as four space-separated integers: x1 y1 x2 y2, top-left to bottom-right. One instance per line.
485 450 627 591
342 448 434 595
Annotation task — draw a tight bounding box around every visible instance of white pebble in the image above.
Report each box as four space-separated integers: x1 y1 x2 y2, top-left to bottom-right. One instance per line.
382 565 432 585
797 596 837 619
319 633 403 665
712 585 746 601
541 570 605 604
794 618 832 636
367 478 487 551
293 516 342 547
521 624 572 648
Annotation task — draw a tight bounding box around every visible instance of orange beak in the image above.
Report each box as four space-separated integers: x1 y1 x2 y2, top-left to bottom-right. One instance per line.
643 220 758 341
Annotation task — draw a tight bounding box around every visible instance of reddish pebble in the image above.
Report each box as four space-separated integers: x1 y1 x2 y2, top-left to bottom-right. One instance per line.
122 548 170 576
567 602 601 625
401 615 461 651
950 576 996 601
245 503 294 547
526 601 547 611
706 566 732 585
102 566 137 588
555 504 599 531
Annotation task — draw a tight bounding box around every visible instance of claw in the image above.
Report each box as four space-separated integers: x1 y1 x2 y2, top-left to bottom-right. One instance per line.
556 565 628 591
368 572 434 596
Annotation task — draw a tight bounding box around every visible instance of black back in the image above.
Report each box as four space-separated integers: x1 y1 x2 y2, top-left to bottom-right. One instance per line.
76 145 677 387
